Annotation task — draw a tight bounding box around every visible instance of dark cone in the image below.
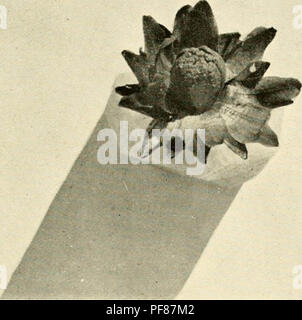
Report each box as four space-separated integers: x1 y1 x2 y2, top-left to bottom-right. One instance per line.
173 5 192 41
205 145 211 162
115 84 141 96
174 0 219 51
255 76 302 108
226 27 277 75
224 134 248 160
122 50 150 85
143 15 171 63
257 125 279 147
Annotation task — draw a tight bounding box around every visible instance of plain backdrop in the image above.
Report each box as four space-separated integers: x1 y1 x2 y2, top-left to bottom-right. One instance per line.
0 0 302 299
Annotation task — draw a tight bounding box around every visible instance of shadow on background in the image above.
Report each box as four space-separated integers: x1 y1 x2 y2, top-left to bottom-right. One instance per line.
2 82 241 300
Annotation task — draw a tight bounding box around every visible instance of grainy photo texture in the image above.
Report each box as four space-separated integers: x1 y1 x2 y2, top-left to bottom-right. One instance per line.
1 0 302 300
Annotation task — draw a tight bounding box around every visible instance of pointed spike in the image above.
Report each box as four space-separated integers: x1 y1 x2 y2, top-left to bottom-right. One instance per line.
255 77 301 108
255 77 302 94
143 15 171 62
218 32 241 60
257 96 294 108
245 26 277 46
135 78 169 114
226 27 277 75
244 26 268 40
233 61 270 88
115 84 141 96
175 4 192 19
173 5 192 40
175 1 219 51
257 126 279 147
205 145 211 163
224 135 248 160
122 50 150 85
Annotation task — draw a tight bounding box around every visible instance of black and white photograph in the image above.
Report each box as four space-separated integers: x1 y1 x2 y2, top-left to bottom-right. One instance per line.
0 0 302 304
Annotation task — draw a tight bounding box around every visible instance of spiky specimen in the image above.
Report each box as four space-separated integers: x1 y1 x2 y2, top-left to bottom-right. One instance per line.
172 1 219 52
116 0 301 161
255 77 302 107
117 2 279 120
225 27 277 75
168 67 301 159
